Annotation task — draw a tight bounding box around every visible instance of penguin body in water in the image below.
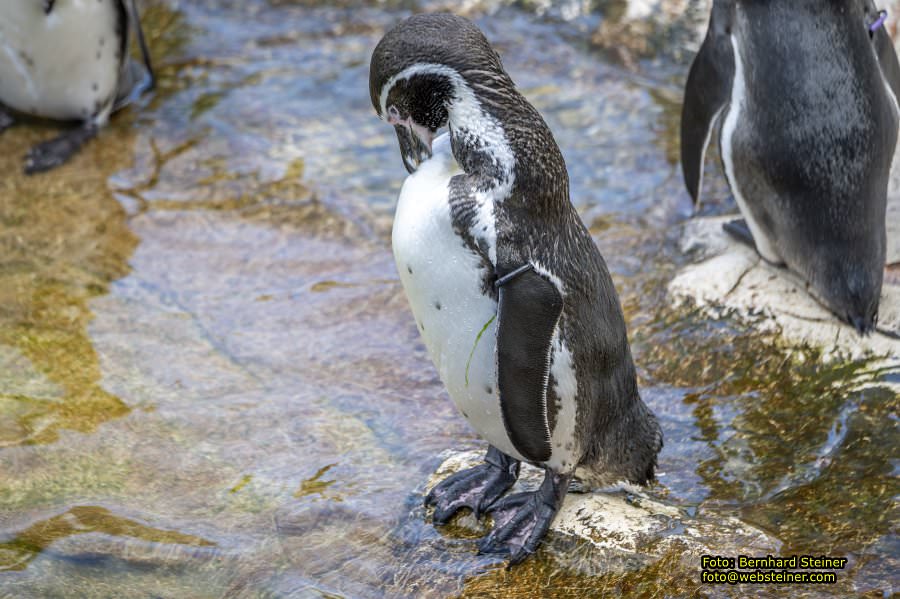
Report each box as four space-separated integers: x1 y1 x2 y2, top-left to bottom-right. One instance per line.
0 0 154 173
682 0 900 334
370 13 662 563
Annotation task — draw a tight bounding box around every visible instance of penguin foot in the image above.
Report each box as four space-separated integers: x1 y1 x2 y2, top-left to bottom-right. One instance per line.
25 124 97 175
0 110 14 135
478 470 571 566
425 446 519 525
722 218 756 249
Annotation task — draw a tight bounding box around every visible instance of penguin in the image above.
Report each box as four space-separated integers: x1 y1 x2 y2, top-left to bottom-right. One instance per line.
0 0 154 174
370 13 663 564
681 0 900 335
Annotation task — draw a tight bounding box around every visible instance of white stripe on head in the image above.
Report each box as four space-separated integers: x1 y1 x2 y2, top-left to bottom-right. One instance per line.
379 62 516 265
379 63 461 118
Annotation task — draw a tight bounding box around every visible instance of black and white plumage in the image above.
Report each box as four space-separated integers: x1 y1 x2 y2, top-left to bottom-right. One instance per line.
682 0 900 335
370 13 662 564
0 0 154 173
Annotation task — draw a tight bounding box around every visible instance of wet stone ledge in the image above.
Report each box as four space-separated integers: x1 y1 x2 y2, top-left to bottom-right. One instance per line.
424 449 779 571
669 216 900 376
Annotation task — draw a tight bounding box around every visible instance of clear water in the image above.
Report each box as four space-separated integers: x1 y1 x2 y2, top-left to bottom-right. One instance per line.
0 1 897 597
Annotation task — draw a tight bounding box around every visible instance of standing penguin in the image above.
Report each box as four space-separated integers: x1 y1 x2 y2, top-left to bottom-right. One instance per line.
681 0 900 334
0 0 154 174
370 14 662 564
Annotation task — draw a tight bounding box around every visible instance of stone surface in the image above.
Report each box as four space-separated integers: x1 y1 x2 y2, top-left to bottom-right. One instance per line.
425 449 779 566
669 216 900 368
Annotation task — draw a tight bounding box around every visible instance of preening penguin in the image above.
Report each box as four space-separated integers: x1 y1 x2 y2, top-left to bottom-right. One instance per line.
370 14 662 564
681 0 900 335
0 0 155 173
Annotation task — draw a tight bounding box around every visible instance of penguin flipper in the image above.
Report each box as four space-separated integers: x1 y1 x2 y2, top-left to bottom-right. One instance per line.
127 0 155 91
872 22 900 109
113 0 155 113
114 59 154 111
681 2 735 207
496 265 562 464
42 0 54 15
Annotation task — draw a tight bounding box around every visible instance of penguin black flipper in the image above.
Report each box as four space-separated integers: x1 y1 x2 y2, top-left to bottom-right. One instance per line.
113 0 156 111
496 265 562 464
871 18 900 109
126 0 156 91
114 60 154 111
42 0 55 15
680 1 735 206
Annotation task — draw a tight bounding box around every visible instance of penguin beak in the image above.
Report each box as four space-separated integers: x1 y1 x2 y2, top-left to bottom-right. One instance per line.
394 124 433 174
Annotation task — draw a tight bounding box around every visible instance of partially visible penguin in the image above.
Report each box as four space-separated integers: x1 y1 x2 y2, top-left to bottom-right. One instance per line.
0 0 154 174
370 14 662 564
681 0 900 334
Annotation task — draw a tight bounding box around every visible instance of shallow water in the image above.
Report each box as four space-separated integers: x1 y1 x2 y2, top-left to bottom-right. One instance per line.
0 1 897 597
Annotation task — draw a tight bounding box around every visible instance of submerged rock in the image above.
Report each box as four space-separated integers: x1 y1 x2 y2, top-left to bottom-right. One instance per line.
425 449 778 568
669 216 900 369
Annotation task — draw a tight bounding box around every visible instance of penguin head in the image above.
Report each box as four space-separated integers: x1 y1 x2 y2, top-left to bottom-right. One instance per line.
369 13 512 173
817 253 884 335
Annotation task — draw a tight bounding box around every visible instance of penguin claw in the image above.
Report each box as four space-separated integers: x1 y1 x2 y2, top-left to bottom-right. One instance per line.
478 470 570 566
478 492 553 564
425 446 519 525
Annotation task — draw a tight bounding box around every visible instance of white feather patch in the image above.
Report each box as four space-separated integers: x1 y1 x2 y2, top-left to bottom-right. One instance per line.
380 63 515 265
532 261 566 297
721 35 782 264
0 0 122 121
545 329 579 472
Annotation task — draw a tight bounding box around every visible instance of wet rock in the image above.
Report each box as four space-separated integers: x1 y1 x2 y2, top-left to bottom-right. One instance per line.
425 449 778 567
669 216 900 369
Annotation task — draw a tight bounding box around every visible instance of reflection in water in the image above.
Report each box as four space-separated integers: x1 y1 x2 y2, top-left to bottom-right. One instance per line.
0 506 214 572
0 120 138 447
0 1 897 597
640 316 899 551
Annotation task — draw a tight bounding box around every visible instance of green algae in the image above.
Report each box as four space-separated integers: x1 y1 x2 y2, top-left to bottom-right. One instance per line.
466 315 496 387
0 506 215 572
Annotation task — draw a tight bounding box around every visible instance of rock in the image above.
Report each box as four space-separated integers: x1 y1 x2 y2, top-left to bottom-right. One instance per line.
425 449 779 567
886 145 900 265
669 216 900 373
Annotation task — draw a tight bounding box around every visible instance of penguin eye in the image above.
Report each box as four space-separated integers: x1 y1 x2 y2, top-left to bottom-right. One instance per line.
388 105 401 120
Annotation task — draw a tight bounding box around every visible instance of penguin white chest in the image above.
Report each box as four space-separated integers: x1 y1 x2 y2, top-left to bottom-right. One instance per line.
0 0 122 122
391 135 523 462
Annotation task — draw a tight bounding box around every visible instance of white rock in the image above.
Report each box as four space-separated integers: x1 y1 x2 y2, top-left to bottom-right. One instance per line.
425 449 778 564
669 216 900 379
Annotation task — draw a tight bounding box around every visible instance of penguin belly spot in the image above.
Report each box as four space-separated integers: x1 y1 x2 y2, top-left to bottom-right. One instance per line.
0 0 121 121
392 139 523 463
